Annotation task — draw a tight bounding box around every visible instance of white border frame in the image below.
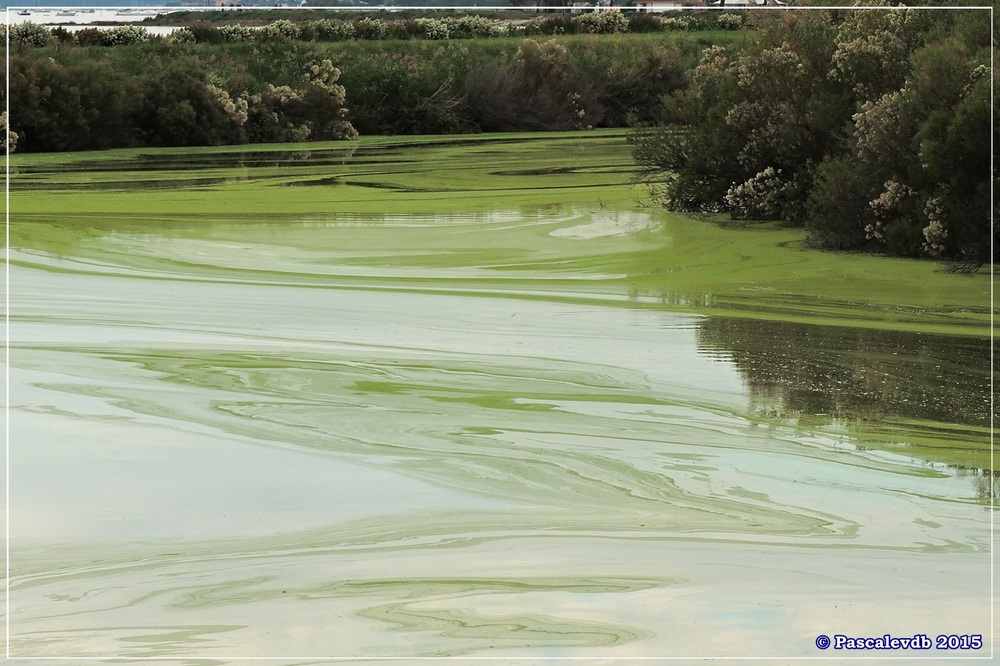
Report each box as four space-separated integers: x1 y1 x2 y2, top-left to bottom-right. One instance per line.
2 3 995 661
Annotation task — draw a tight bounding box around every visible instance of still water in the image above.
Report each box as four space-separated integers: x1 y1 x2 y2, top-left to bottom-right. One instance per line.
7 137 993 659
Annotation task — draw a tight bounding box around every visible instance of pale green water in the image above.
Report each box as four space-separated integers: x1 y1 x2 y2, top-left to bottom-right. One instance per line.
8 134 993 660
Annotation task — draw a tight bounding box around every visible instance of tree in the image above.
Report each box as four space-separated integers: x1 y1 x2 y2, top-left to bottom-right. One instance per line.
630 4 992 261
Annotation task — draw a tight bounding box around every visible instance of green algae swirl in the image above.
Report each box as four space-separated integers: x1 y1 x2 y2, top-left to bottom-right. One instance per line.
7 132 992 659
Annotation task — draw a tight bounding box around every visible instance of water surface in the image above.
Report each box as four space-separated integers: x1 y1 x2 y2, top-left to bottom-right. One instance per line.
8 134 992 659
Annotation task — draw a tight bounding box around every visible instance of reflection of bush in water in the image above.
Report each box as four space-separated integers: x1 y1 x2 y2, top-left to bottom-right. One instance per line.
953 466 999 500
696 317 991 427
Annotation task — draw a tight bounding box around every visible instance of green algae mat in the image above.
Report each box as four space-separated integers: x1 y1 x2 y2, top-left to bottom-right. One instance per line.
7 131 993 659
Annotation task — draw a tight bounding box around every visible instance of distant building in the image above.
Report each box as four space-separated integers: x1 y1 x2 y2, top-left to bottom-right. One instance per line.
570 1 611 12
706 0 788 5
635 0 684 11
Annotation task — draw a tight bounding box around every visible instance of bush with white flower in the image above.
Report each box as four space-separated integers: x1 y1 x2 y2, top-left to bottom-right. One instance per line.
444 15 500 39
220 23 254 42
167 27 196 44
355 17 387 40
311 19 355 41
258 19 301 41
715 13 743 30
725 166 798 219
577 11 628 35
661 17 690 31
414 18 449 40
9 22 52 47
100 25 150 46
2 112 18 153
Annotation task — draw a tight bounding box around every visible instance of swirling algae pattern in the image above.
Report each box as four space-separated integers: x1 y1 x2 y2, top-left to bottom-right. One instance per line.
7 133 992 659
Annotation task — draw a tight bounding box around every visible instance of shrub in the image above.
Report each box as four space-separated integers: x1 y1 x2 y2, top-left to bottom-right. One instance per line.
354 17 387 40
74 28 104 46
2 112 18 153
132 57 246 147
661 17 690 31
628 13 662 33
167 27 196 44
10 22 51 47
258 19 301 41
50 26 77 44
100 25 150 46
297 22 318 41
243 86 301 143
716 13 743 30
310 18 355 41
302 59 357 139
445 15 500 39
207 83 248 127
245 59 357 142
188 22 224 43
339 51 466 134
386 20 420 40
9 53 141 150
533 15 577 36
577 11 629 35
601 43 686 125
474 38 602 131
414 18 449 40
219 23 254 42
7 25 704 148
